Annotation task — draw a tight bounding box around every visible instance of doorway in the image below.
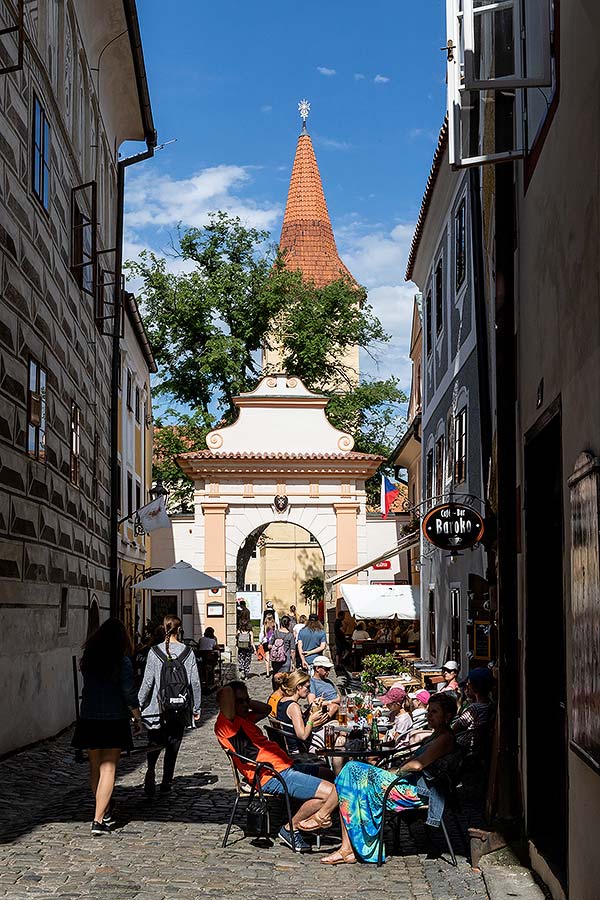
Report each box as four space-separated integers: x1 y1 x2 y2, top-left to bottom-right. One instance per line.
524 405 567 887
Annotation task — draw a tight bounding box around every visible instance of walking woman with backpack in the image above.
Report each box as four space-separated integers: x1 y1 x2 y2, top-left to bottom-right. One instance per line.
71 618 144 835
138 614 202 796
269 615 295 674
236 621 256 680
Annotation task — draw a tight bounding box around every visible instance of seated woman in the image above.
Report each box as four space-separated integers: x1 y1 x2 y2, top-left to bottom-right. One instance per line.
452 667 495 756
199 627 218 651
267 671 287 716
377 686 413 746
275 670 329 754
313 692 458 865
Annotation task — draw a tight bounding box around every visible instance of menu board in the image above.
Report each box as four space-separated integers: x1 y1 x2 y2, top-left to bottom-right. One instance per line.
473 620 491 660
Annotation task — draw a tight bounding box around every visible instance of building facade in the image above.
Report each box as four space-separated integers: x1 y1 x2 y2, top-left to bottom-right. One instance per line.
405 127 488 675
439 1 600 896
117 292 156 639
0 0 153 754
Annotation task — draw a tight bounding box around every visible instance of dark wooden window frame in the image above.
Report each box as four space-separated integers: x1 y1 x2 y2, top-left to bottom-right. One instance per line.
71 181 97 297
455 199 466 291
0 0 24 75
454 406 467 484
27 357 47 462
435 257 444 336
32 93 50 211
70 401 80 486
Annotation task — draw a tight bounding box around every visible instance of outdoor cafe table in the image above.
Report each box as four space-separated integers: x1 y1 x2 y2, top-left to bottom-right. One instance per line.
307 745 403 764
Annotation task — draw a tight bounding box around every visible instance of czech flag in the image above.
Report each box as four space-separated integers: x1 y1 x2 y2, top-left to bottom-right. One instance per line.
380 475 400 519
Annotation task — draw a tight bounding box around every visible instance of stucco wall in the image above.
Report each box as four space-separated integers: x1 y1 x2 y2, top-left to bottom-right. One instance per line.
515 2 600 895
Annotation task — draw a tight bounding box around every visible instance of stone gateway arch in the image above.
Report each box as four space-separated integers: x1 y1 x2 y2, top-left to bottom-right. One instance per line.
176 375 382 648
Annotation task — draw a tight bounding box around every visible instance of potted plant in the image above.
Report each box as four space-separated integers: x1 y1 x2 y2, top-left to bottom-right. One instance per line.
361 653 408 691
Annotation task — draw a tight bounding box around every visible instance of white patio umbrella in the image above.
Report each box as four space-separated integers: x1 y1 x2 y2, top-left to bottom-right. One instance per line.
135 560 224 591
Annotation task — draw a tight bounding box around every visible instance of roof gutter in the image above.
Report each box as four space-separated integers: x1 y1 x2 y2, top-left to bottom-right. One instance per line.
124 292 157 374
122 0 156 149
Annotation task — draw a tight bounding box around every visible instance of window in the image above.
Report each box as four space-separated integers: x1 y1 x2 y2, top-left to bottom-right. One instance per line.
59 587 68 631
454 407 467 483
425 289 432 355
92 431 100 503
127 473 133 517
135 387 141 424
0 0 24 75
126 371 132 410
116 462 121 513
435 259 444 335
435 435 445 498
135 481 141 515
428 589 436 660
32 95 50 209
455 200 466 289
71 182 96 296
27 358 47 461
426 448 434 502
446 410 454 482
70 402 80 485
445 0 553 167
451 588 461 661
244 583 258 592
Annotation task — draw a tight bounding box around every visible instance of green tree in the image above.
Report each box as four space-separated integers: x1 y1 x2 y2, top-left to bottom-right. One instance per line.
300 576 325 614
126 213 406 509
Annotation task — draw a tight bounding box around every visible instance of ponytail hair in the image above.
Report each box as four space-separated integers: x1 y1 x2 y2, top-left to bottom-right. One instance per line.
163 614 182 657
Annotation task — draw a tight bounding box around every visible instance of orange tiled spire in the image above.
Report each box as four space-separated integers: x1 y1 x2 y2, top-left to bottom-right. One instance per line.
279 125 354 287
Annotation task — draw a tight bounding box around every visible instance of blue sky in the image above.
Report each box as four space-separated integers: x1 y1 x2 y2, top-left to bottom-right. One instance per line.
125 0 447 391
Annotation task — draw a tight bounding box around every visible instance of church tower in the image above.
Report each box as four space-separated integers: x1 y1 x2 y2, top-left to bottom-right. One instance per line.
263 100 360 381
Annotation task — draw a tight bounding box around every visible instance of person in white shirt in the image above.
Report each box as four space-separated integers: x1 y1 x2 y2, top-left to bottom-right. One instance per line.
377 686 413 745
351 621 371 642
198 627 218 651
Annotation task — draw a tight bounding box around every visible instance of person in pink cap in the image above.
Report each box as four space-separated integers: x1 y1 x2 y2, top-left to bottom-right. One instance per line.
408 689 431 730
378 686 413 745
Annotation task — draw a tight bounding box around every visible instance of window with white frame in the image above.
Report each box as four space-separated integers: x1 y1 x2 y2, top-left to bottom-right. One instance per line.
435 435 445 497
445 0 553 167
435 258 444 336
425 288 433 356
454 406 467 483
455 199 466 290
426 447 434 502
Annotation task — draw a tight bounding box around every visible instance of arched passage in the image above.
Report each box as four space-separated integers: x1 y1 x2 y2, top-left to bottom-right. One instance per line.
237 521 325 617
176 375 382 649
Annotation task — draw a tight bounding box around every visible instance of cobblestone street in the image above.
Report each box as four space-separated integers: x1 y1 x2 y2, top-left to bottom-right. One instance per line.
0 665 489 900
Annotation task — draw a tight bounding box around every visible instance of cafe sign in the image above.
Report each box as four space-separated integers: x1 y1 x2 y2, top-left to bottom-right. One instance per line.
422 503 484 551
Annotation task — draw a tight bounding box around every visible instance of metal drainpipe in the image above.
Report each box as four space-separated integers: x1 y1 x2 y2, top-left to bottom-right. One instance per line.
109 142 155 617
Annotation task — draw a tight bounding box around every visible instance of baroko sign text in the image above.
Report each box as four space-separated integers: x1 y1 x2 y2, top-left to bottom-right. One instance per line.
422 503 484 550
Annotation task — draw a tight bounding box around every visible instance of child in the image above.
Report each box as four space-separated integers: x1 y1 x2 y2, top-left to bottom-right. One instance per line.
236 622 256 680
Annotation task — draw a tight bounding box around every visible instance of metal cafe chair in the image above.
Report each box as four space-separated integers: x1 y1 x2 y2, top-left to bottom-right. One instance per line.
222 748 297 850
375 750 464 867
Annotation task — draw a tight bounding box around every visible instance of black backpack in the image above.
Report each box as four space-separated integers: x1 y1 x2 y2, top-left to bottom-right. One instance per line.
152 645 193 723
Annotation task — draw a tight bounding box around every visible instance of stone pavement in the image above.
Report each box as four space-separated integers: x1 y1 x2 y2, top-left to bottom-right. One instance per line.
0 662 489 900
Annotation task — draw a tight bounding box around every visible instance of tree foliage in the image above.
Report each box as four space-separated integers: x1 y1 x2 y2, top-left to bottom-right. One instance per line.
126 213 407 510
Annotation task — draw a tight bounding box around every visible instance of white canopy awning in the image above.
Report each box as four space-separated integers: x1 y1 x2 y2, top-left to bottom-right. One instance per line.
326 530 420 587
340 584 420 621
134 561 224 591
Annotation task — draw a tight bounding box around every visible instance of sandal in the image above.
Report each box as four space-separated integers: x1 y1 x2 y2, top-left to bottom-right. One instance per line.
321 850 357 865
298 812 333 832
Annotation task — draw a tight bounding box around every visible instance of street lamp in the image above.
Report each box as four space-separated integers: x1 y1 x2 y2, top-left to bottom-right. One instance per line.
149 475 168 502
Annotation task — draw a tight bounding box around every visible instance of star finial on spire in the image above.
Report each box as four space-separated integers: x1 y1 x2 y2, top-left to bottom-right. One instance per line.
298 99 310 133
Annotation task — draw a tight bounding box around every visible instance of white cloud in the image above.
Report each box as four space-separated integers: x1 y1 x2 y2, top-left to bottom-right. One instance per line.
317 66 336 76
337 222 417 387
124 165 282 232
354 73 365 81
261 104 273 113
374 74 390 84
316 135 351 151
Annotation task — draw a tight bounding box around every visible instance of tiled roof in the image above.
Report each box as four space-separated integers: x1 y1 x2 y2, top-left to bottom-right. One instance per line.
177 450 383 461
280 131 354 287
405 119 449 282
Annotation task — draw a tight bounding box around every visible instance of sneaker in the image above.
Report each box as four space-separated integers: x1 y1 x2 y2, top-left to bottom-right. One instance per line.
144 771 156 797
278 826 312 853
91 820 111 836
159 781 172 794
102 812 116 827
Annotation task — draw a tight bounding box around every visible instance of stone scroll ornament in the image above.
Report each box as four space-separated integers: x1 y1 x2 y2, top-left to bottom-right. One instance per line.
274 495 289 513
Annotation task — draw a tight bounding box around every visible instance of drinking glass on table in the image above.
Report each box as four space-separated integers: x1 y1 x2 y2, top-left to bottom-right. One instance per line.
324 724 336 749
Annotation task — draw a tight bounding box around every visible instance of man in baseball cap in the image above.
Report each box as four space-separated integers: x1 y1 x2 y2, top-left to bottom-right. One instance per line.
308 656 339 714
